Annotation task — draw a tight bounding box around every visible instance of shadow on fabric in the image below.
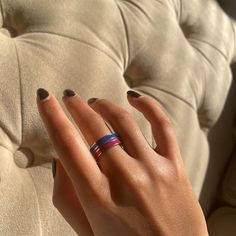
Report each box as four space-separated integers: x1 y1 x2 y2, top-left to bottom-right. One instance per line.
200 63 236 218
217 0 236 20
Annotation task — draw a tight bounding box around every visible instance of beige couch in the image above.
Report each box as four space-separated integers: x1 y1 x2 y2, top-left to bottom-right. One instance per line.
0 0 235 235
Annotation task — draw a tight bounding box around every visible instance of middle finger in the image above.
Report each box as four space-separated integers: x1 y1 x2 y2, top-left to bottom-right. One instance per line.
62 90 130 169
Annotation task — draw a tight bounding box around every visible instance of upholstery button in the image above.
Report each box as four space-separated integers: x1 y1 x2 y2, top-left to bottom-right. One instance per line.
0 28 11 37
14 148 34 168
179 23 193 39
3 26 17 38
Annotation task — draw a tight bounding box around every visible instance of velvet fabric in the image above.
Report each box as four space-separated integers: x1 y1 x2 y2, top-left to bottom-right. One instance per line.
0 0 236 235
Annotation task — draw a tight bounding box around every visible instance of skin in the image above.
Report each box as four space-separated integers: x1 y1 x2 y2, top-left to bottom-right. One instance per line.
36 90 209 236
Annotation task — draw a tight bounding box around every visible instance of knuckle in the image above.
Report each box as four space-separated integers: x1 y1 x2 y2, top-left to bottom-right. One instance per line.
172 161 188 182
51 125 69 140
159 116 173 129
93 191 108 208
83 113 102 129
89 181 112 208
152 161 182 186
120 163 149 189
147 104 173 129
52 129 76 148
127 174 151 200
154 169 168 182
94 99 134 123
50 126 62 139
113 110 133 122
127 171 149 190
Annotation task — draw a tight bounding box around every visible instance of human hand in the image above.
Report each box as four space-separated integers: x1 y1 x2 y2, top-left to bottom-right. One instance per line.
36 88 209 236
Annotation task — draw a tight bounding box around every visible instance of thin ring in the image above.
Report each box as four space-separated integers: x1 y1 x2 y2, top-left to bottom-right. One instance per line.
90 133 119 153
91 138 121 158
90 133 123 162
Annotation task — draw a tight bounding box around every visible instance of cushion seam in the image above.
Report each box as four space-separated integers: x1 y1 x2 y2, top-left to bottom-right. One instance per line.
190 43 217 71
137 84 196 111
17 30 123 71
168 0 180 21
27 169 43 236
0 0 3 25
188 37 228 62
0 144 14 154
134 85 196 111
115 1 129 69
230 19 236 62
179 0 183 24
13 41 23 145
200 60 207 112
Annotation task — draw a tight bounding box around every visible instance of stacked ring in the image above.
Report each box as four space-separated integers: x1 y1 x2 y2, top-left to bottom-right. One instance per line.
90 133 123 161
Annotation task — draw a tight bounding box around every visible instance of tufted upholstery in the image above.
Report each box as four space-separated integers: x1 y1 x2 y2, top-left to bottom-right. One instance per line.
0 0 236 235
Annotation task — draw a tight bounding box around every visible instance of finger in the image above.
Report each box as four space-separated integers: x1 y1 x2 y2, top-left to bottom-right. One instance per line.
126 91 181 160
36 89 101 198
62 90 132 174
87 98 153 160
52 159 94 236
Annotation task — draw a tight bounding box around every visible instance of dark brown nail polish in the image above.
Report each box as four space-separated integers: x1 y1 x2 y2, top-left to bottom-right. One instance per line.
52 158 57 178
87 98 98 104
63 89 76 97
127 90 141 98
37 88 49 100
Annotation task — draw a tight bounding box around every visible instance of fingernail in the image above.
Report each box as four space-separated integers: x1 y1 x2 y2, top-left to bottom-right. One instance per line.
87 98 98 104
52 158 57 178
37 88 49 100
127 90 141 98
63 89 76 97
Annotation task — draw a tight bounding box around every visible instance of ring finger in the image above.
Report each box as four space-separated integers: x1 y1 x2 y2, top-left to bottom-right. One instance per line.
86 96 153 160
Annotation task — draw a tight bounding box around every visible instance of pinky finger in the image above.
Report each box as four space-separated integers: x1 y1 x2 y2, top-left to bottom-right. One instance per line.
126 91 181 161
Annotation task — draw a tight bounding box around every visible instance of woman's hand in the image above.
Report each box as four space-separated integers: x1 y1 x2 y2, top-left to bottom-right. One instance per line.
36 88 208 236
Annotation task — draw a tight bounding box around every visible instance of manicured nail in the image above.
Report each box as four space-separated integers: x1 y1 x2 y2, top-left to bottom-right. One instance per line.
63 89 76 97
37 88 49 100
127 90 141 98
87 98 98 104
52 158 57 178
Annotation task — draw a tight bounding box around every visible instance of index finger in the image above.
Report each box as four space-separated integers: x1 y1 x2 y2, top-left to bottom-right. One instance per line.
36 88 102 195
